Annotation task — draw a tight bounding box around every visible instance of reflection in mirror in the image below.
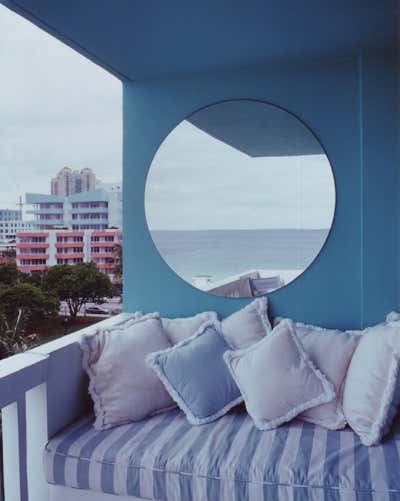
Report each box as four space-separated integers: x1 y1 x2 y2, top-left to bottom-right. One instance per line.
145 100 335 298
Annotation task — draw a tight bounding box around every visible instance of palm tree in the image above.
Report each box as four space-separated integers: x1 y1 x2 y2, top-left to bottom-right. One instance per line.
113 243 123 286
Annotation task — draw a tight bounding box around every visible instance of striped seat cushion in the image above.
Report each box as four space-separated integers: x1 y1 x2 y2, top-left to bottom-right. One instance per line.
44 407 400 501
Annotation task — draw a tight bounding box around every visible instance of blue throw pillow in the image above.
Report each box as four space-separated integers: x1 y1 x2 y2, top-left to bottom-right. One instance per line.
146 321 242 425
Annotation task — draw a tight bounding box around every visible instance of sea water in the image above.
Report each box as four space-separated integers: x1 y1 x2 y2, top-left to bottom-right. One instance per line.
151 229 329 283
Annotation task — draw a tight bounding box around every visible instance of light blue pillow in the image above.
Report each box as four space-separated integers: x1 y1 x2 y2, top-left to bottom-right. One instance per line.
146 321 242 425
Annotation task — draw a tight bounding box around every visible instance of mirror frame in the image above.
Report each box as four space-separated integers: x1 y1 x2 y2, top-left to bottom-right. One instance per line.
144 98 337 298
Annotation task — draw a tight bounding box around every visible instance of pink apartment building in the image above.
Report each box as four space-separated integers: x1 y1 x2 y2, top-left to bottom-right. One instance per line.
16 229 122 281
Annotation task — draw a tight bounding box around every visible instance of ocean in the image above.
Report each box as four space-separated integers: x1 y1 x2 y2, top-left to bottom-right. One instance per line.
151 229 329 284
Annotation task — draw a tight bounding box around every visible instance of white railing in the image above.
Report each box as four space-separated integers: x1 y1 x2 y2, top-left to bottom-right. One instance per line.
0 313 129 501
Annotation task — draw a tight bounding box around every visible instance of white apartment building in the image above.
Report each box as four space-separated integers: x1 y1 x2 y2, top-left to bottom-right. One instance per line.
26 188 122 231
0 209 32 241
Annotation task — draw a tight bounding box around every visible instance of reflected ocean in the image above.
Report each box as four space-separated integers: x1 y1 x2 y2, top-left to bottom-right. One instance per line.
151 229 329 282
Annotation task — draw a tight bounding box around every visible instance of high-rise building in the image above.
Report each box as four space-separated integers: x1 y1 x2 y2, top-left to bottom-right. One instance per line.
26 189 122 231
81 168 96 192
51 167 97 196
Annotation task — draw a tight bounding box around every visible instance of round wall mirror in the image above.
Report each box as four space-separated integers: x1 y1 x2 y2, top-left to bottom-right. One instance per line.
145 100 336 298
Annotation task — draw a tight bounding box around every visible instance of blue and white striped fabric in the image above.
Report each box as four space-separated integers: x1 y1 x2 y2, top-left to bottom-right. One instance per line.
44 407 400 501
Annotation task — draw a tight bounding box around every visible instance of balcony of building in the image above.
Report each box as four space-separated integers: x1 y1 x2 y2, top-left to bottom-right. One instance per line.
55 232 84 238
26 209 64 215
17 264 49 272
70 207 108 214
17 254 50 261
30 220 67 228
16 243 49 250
71 218 109 225
16 232 49 239
90 252 116 259
0 2 398 501
90 241 118 249
54 253 84 260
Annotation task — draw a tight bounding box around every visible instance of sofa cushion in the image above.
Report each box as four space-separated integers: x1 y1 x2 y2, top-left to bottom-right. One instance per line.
44 409 400 501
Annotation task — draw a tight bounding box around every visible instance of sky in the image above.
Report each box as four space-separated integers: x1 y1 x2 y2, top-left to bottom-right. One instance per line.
145 120 336 231
0 5 122 214
0 5 335 232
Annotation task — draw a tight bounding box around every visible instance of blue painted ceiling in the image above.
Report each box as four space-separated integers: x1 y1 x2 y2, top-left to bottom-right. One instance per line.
188 100 323 157
1 0 398 80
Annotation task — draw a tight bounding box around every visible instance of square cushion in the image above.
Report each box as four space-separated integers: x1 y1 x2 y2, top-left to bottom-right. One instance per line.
161 311 218 345
147 321 242 425
343 320 400 445
81 313 174 430
275 318 361 429
220 297 271 349
224 319 335 430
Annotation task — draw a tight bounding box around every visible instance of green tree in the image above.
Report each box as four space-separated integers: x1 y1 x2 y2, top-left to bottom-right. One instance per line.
0 283 59 325
0 263 21 288
23 270 47 288
113 243 123 285
43 262 114 319
0 283 59 357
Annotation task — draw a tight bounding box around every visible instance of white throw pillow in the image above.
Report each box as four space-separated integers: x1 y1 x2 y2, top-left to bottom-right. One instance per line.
275 318 361 429
220 297 271 349
343 321 400 446
224 319 335 430
162 311 218 345
81 313 175 430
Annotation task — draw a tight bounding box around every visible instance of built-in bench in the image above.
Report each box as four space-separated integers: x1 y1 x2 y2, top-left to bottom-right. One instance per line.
2 313 400 501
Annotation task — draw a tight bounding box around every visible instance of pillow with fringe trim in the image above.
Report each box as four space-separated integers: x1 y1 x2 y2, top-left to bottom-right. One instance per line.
162 311 218 345
343 321 400 445
147 320 242 425
220 297 271 349
274 317 361 430
81 313 175 430
224 319 335 431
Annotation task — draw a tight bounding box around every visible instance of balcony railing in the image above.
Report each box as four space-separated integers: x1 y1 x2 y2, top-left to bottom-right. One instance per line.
55 232 84 238
54 253 84 259
16 244 49 249
90 252 116 259
26 209 64 215
95 262 117 269
17 265 49 272
16 254 49 260
70 207 107 214
71 216 108 222
16 233 49 239
55 243 84 248
0 314 128 501
90 242 117 248
30 221 66 227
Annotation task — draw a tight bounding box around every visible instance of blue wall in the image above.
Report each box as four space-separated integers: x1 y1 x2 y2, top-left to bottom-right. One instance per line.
123 53 398 330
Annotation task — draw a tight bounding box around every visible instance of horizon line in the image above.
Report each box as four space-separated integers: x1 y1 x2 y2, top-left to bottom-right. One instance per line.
151 227 330 232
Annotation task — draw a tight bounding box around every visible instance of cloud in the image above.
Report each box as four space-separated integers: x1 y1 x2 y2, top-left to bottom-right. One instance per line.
0 5 122 209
